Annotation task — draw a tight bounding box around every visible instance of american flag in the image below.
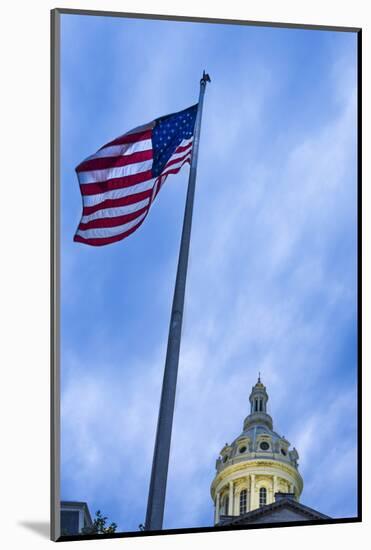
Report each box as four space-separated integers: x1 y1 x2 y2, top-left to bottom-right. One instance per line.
74 104 198 246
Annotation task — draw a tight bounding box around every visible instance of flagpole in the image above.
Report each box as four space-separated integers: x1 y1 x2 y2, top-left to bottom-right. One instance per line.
145 71 210 531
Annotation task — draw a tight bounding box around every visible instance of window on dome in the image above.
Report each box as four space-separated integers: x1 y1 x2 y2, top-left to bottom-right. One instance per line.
254 399 258 412
240 489 247 514
259 399 263 411
239 445 247 454
260 441 269 451
259 487 267 507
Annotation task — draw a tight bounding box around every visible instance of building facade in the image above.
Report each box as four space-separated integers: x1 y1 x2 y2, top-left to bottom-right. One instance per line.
210 377 309 524
60 501 93 535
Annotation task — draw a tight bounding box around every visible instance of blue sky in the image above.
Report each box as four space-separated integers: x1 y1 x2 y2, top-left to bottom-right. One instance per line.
60 13 358 532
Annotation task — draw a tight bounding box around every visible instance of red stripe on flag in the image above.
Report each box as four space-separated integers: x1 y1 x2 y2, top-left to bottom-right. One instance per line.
78 206 149 230
77 149 153 173
74 215 148 247
82 190 153 216
164 151 192 170
100 129 152 149
174 141 193 154
162 158 191 178
79 169 153 196
154 176 167 199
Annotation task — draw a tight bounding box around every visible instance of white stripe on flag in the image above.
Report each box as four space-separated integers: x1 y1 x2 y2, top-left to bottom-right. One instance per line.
82 179 156 207
85 139 152 161
163 154 191 174
170 146 192 163
81 198 150 224
177 136 193 149
123 121 154 136
78 159 153 184
76 211 147 239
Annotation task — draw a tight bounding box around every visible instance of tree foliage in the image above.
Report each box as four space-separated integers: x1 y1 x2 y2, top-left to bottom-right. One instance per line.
82 510 117 535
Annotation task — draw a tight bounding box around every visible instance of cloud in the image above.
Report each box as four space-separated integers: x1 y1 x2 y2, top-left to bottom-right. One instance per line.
61 349 165 530
293 388 357 518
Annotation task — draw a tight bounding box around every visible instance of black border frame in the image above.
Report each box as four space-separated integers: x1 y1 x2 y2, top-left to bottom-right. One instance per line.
51 8 362 542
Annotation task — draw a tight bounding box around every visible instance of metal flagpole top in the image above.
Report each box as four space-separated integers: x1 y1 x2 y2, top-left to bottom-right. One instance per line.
201 70 211 85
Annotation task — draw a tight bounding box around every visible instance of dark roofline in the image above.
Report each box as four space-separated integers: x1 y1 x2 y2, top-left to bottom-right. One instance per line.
218 497 331 525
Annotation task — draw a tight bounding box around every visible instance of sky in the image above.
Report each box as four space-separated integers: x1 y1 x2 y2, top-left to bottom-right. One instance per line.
60 13 358 532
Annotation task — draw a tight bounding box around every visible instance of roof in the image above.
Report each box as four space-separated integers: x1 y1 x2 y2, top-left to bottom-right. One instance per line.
238 424 283 441
218 497 331 526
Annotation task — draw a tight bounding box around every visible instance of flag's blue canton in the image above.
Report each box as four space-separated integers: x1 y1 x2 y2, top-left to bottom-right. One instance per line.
151 104 198 177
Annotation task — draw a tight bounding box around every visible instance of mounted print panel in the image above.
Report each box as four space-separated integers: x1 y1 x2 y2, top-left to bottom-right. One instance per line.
51 8 361 542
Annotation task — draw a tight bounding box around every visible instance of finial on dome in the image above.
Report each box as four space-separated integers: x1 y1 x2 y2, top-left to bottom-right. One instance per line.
258 372 261 383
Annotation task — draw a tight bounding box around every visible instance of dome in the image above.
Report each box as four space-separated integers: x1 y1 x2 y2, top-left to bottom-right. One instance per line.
210 376 303 524
215 378 299 473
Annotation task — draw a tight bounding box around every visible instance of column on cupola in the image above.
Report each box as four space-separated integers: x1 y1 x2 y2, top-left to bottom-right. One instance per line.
215 492 220 523
250 474 255 510
273 475 278 503
228 481 234 515
266 476 273 504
